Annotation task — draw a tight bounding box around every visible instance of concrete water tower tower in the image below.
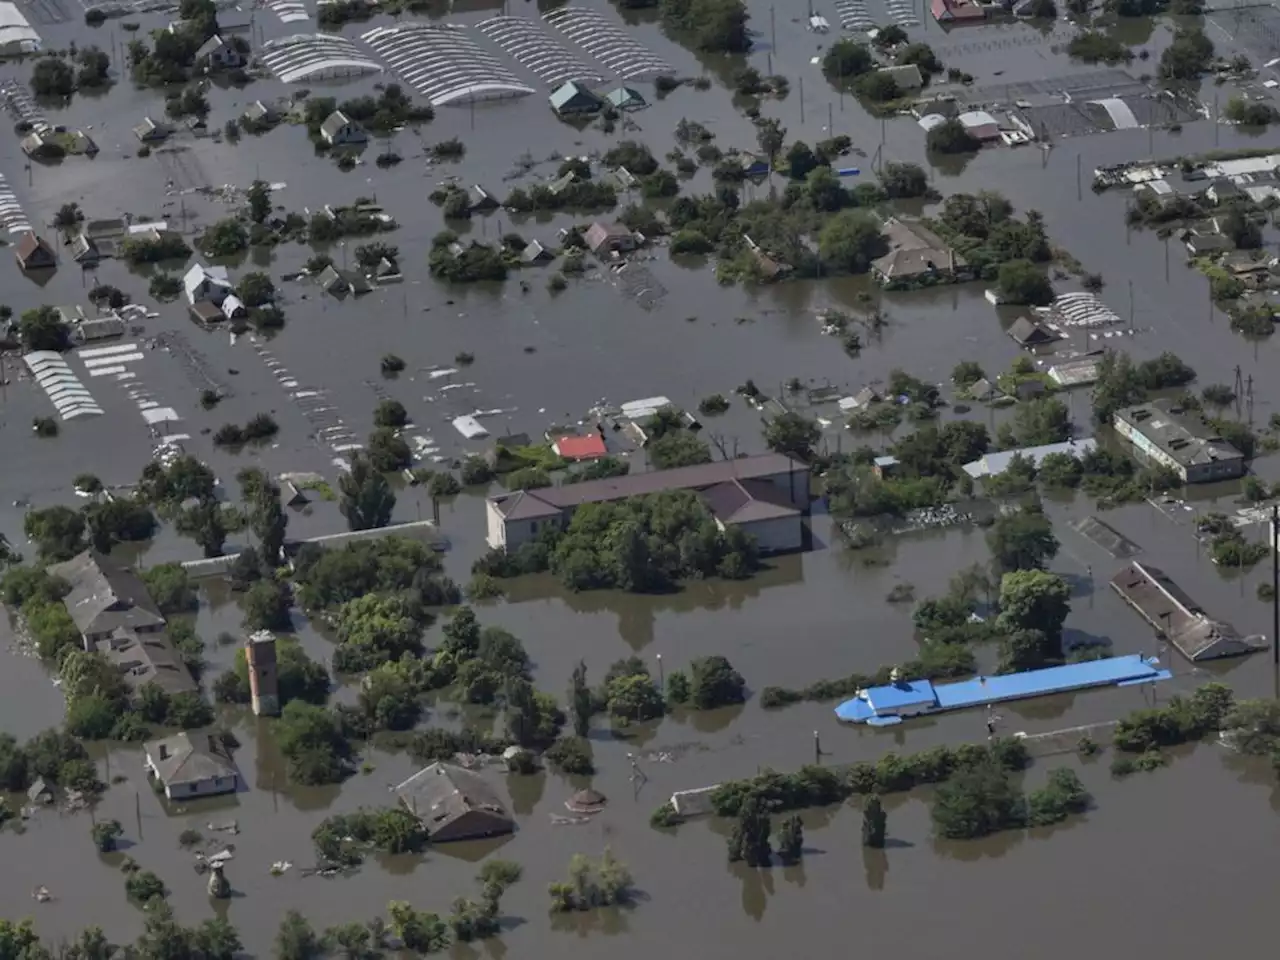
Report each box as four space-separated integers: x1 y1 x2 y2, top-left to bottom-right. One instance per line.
246 630 279 717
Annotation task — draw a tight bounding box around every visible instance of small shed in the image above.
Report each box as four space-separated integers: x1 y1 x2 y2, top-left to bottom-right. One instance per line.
1008 316 1061 347
605 86 646 111
15 232 56 271
468 184 499 212
549 81 603 117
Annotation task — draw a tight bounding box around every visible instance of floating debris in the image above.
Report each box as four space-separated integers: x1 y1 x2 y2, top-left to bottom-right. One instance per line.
565 788 608 815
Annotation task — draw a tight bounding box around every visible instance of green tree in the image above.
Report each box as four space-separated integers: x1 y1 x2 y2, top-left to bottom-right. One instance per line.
862 795 887 847
324 923 372 960
689 655 745 708
727 792 772 865
879 161 929 199
19 306 70 353
785 140 819 180
193 917 242 960
175 500 228 558
755 117 785 167
648 431 712 469
241 579 291 631
765 411 821 461
931 762 1025 839
1159 26 1214 80
247 179 272 224
996 569 1071 670
367 427 412 472
340 453 396 531
91 819 124 852
818 210 887 273
775 813 803 864
926 117 979 154
997 259 1054 305
606 672 666 723
24 506 86 561
31 58 75 96
986 506 1058 573
821 38 874 84
1009 397 1071 446
275 910 325 960
200 218 248 257
374 399 408 428
237 271 275 307
569 660 592 736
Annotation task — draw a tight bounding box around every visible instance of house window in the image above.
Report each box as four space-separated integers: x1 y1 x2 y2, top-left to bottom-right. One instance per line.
530 522 538 533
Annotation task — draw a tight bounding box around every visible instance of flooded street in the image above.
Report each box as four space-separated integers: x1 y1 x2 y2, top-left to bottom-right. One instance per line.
1 0 1280 954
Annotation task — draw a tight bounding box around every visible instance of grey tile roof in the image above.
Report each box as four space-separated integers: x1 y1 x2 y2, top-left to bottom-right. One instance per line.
700 478 801 524
395 762 513 838
101 628 197 696
48 549 165 637
144 731 236 787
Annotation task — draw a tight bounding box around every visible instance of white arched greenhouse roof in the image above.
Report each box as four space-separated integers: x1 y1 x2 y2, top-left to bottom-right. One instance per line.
260 34 382 83
476 16 600 87
361 23 534 106
0 2 39 54
542 7 671 80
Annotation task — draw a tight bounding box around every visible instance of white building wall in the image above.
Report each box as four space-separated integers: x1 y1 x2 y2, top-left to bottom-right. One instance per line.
736 515 803 554
485 501 508 550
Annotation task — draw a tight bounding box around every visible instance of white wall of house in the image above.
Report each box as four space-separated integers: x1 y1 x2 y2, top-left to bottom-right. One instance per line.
164 774 237 800
485 501 508 550
734 515 803 554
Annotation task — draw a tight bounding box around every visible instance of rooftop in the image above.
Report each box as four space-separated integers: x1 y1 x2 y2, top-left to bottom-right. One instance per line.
1116 399 1244 468
700 477 802 524
963 439 1097 478
872 218 964 280
144 731 236 787
48 549 165 637
1110 561 1264 661
102 628 198 696
395 762 513 838
490 453 803 519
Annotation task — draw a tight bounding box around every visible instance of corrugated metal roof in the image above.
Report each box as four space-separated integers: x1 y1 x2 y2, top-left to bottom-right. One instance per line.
963 438 1098 478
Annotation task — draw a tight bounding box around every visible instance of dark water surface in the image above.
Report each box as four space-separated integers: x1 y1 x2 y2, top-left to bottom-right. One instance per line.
2 1 1280 955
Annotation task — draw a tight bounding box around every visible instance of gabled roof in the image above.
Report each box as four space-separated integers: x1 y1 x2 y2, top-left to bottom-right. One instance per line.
701 477 801 524
145 731 236 787
103 628 197 696
395 762 513 840
1007 316 1061 346
243 100 277 123
584 221 632 253
194 34 227 60
494 488 562 521
321 110 365 141
182 263 231 304
605 85 646 109
549 81 602 112
47 549 165 637
552 433 607 461
521 239 553 263
70 235 99 263
15 232 55 268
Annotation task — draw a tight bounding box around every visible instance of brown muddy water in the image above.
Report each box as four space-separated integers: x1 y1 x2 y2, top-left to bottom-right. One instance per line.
3 0 1280 955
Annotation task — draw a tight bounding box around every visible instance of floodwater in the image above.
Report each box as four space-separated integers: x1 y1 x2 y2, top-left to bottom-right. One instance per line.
3 0 1280 955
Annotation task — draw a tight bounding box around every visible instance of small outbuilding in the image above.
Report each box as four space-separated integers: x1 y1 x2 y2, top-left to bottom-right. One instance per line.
195 34 243 70
605 86 646 111
549 81 603 117
132 117 170 142
584 221 635 256
15 232 56 271
320 110 367 146
553 433 607 461
1007 316 1061 347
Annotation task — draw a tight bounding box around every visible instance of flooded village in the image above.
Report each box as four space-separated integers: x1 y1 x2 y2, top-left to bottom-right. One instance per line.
5 0 1280 954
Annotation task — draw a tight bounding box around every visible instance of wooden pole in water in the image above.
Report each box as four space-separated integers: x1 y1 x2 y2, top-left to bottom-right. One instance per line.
813 730 820 763
1076 153 1081 202
799 77 805 123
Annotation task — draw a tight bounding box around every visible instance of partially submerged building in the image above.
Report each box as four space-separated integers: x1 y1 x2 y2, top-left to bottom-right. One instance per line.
871 218 968 288
320 110 367 146
1114 399 1245 483
15 232 55 271
962 438 1097 479
1007 316 1062 347
395 762 514 842
549 80 603 117
486 453 810 551
584 221 635 256
1110 561 1265 661
144 731 239 800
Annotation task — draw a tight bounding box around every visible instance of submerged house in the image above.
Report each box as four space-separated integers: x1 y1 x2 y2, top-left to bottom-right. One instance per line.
549 81 603 117
394 762 515 842
15 232 56 271
872 218 968 288
605 85 646 111
144 731 239 800
1007 316 1062 347
320 110 367 146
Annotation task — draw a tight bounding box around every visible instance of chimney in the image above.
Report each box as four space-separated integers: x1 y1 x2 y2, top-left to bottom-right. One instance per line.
158 744 169 760
246 632 280 717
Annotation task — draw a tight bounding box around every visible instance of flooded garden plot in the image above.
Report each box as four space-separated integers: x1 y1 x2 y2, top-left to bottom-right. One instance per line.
476 15 603 88
360 22 536 105
543 7 674 80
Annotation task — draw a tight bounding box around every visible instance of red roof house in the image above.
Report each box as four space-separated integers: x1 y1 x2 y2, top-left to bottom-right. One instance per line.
931 0 987 22
553 434 608 461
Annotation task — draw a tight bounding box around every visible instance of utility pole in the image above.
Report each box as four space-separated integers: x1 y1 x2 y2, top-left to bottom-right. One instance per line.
799 77 805 123
1076 153 1081 202
827 101 833 134
771 4 776 50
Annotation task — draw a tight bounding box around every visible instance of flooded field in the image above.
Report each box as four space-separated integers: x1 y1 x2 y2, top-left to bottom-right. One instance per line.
3 0 1280 954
